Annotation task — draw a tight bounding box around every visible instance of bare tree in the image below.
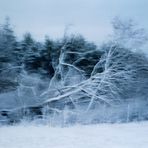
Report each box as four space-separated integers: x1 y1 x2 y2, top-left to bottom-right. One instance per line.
111 17 148 50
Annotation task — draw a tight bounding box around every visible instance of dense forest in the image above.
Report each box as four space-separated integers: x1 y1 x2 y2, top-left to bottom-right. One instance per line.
0 17 148 125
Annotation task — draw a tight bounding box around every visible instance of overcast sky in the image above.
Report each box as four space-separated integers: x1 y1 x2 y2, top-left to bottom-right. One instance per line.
0 0 148 43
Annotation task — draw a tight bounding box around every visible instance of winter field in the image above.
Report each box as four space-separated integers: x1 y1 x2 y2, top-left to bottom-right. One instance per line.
0 122 148 148
1 15 148 148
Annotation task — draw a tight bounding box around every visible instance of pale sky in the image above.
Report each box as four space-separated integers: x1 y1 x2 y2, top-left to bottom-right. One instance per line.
0 0 148 43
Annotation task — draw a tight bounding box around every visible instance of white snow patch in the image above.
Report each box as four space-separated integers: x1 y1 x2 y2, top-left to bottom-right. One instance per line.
0 122 148 148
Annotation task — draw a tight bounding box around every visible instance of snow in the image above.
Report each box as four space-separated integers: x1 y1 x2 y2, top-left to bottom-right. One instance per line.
0 122 148 148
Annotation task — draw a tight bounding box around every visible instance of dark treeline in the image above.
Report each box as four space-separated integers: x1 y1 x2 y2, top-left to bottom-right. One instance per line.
0 17 148 125
0 18 101 93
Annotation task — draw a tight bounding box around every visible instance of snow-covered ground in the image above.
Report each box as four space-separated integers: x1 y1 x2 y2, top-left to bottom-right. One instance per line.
0 122 148 148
